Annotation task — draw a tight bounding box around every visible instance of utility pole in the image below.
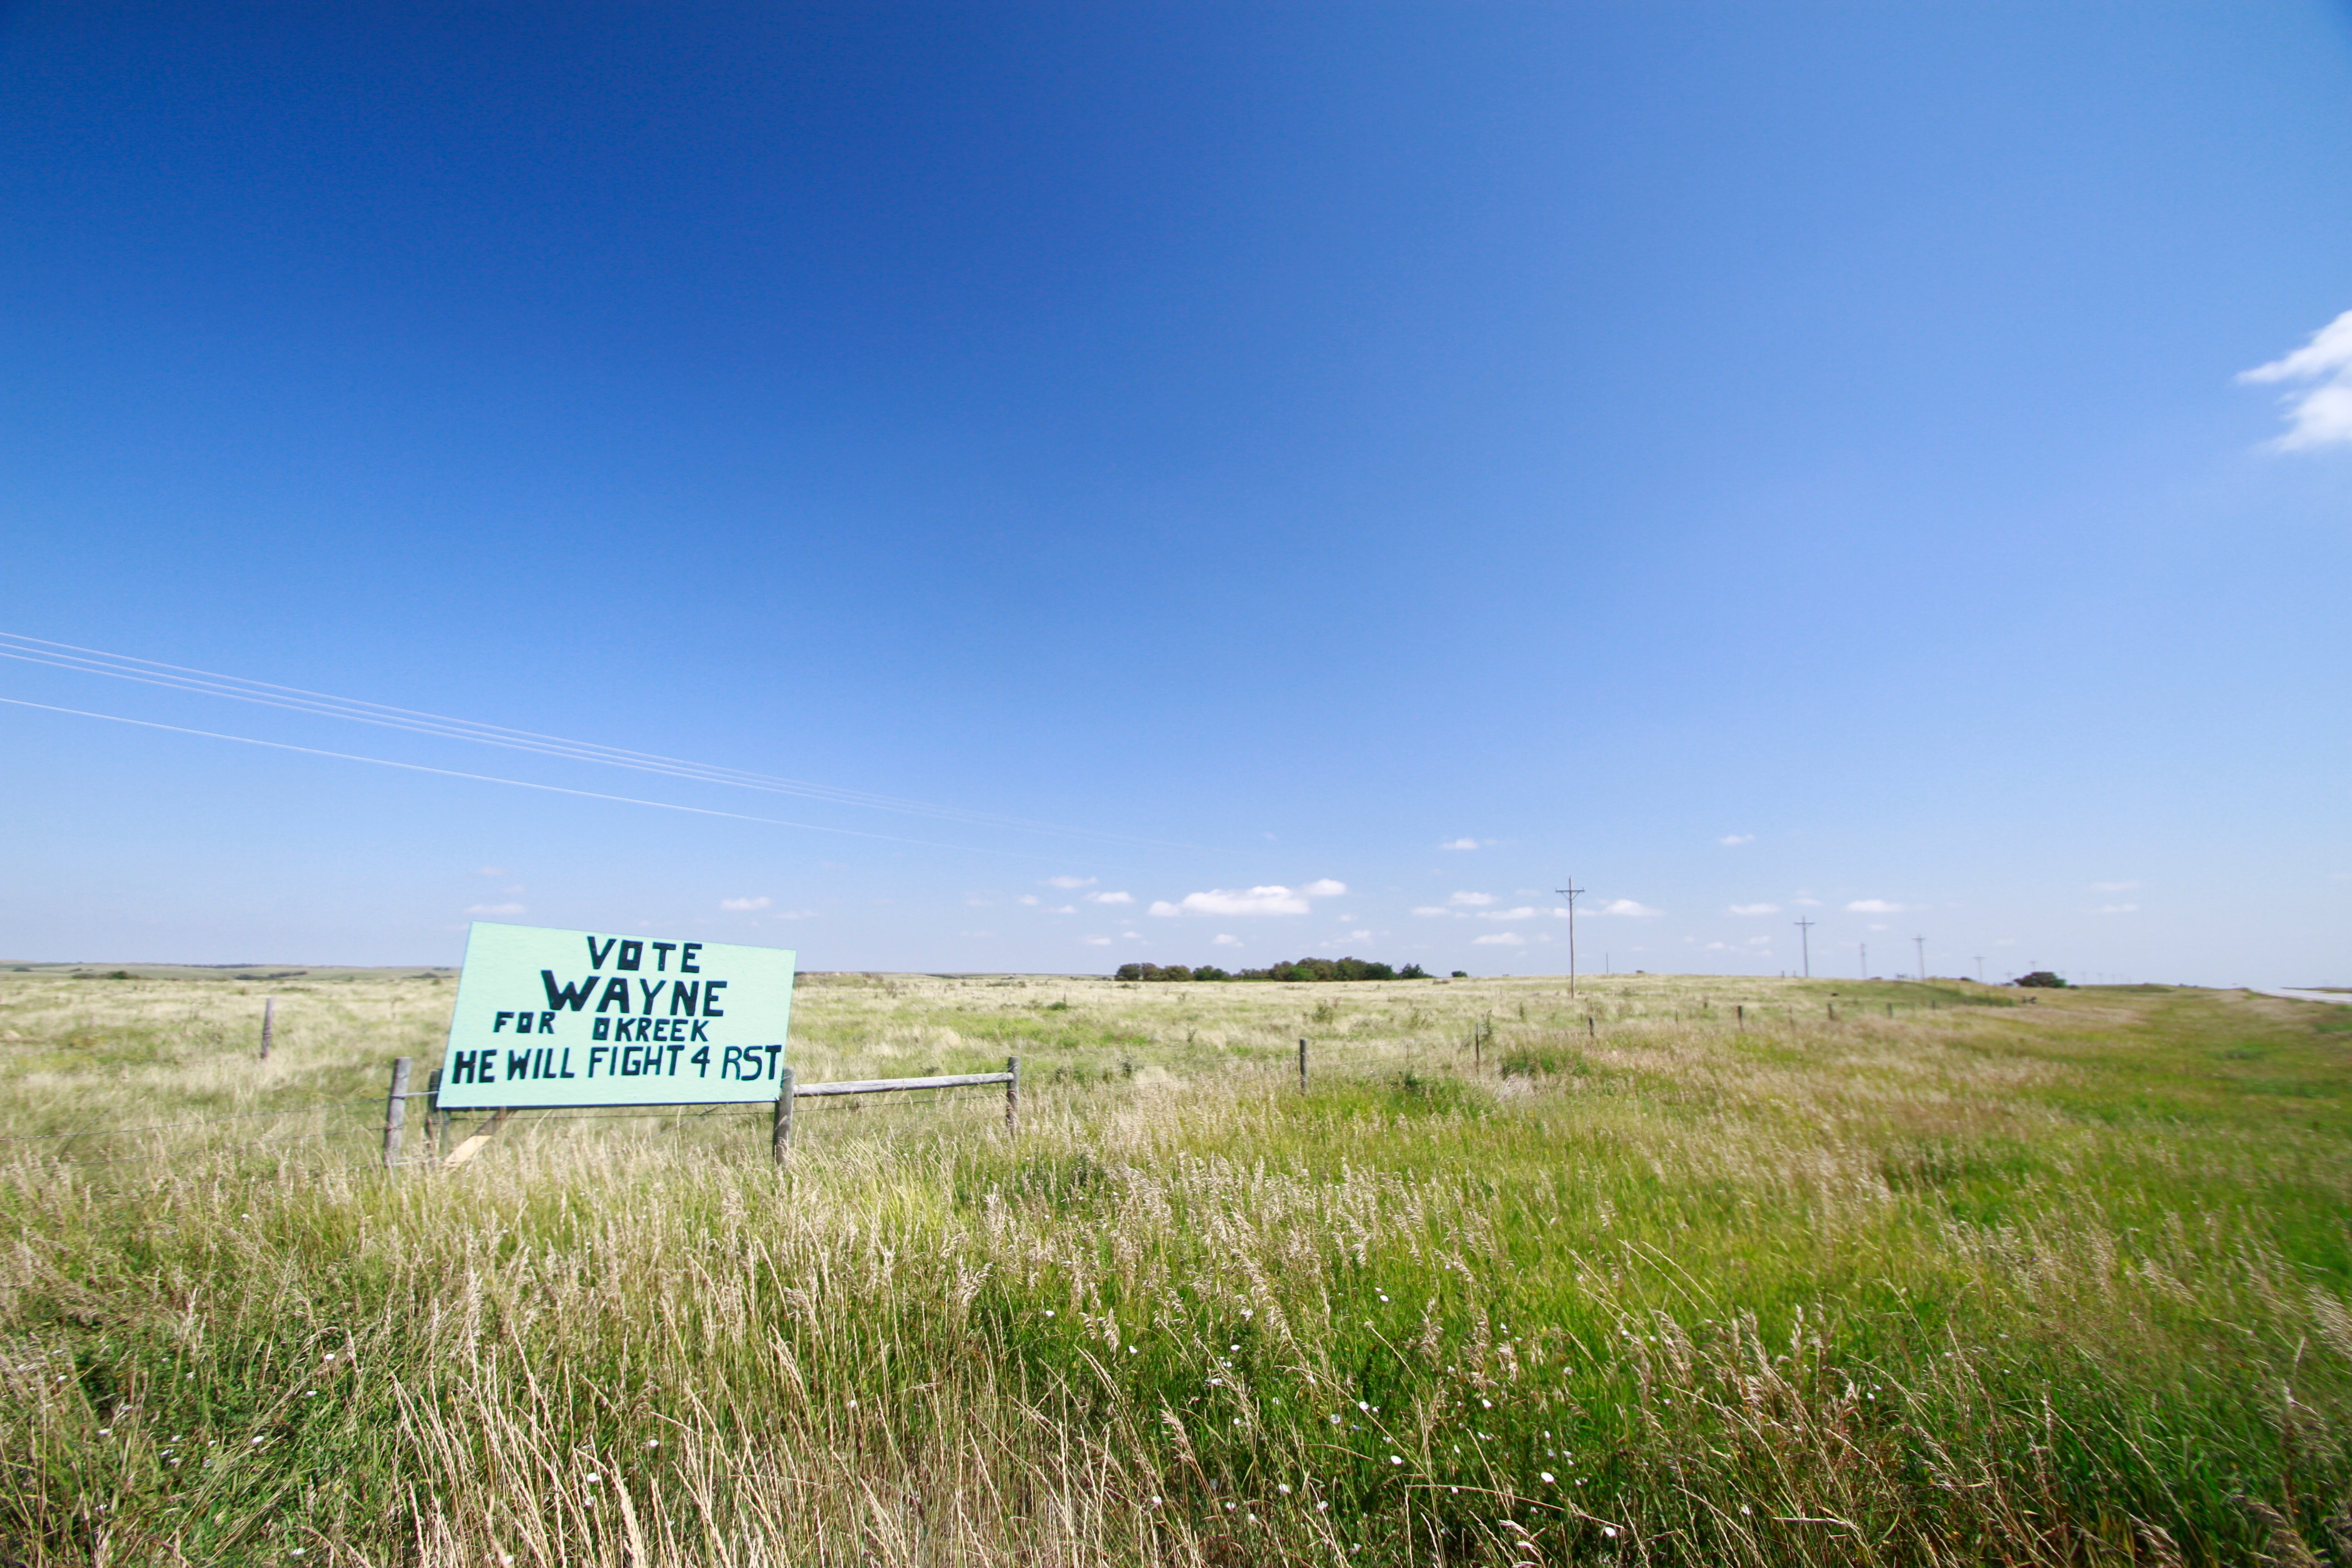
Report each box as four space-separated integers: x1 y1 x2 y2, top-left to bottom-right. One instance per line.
1973 955 1985 985
1914 935 1926 982
1793 917 1815 978
1860 941 1868 979
1555 879 1586 997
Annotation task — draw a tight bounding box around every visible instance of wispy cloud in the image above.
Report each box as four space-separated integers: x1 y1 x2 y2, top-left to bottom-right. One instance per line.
2240 309 2352 450
1084 890 1133 905
1845 899 1906 913
720 895 771 912
465 902 526 916
1213 933 1241 946
2096 903 2140 915
1437 837 1489 851
1045 875 1097 889
1728 902 1780 916
2091 880 2139 892
1718 833 1754 846
1592 899 1663 918
1081 936 1112 946
1148 881 1346 918
474 867 508 877
1473 931 1525 946
1411 906 1452 917
1476 905 1570 921
1448 891 1495 906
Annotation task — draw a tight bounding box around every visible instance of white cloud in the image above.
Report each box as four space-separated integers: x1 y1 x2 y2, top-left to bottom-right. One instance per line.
1084 890 1134 905
964 895 994 907
2240 309 2352 450
1411 906 1452 917
2096 903 2140 915
2091 881 2139 892
1438 837 1485 850
1081 936 1112 946
1476 905 1570 921
1718 834 1754 846
1473 931 1525 946
1213 934 1241 947
1017 894 1040 906
1151 882 1342 917
1592 899 1663 918
473 867 508 877
1122 931 1143 940
1048 905 1077 915
1045 875 1098 889
1792 896 1821 907
720 896 771 912
1448 891 1496 906
1728 902 1780 916
1748 935 1771 945
1845 899 1906 913
465 902 526 916
770 910 821 920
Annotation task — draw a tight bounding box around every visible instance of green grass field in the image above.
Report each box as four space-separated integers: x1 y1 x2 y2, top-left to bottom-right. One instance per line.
3 965 2350 1565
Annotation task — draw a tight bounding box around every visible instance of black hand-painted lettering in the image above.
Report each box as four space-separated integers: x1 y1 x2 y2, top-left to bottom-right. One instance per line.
597 977 632 1013
559 1048 576 1078
507 1050 530 1083
587 936 617 970
542 971 598 1010
702 980 727 1018
493 1011 513 1033
638 979 666 1014
691 1020 708 1042
650 941 676 971
670 981 699 1015
539 1011 555 1032
764 1044 783 1079
680 943 701 974
617 941 643 971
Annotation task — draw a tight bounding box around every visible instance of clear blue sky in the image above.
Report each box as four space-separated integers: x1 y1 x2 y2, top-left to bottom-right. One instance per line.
3 2 2347 984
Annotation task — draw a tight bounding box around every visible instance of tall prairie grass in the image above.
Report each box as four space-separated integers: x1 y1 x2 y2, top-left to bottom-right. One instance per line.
1 965 2349 1564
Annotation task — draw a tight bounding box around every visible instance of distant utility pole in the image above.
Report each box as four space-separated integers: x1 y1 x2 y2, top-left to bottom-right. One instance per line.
1860 941 1868 979
1914 935 1927 982
1794 917 1815 978
1973 955 1985 984
1555 879 1586 997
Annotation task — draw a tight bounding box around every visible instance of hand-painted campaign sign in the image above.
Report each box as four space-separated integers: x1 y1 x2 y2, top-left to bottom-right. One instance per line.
436 922 796 1109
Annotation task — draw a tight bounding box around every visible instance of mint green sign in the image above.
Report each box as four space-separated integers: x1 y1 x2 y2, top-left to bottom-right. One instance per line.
436 922 797 1109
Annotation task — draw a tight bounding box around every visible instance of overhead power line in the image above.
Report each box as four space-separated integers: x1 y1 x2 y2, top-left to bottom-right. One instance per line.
0 632 1192 852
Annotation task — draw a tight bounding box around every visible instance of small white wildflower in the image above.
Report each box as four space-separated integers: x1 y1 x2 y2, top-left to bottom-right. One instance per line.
1389 1455 1403 1466
1149 1496 1161 1507
1044 1310 1054 1317
1481 1398 1493 1409
1739 1504 1752 1516
1329 1414 1343 1425
1224 1502 1235 1511
1128 1346 1140 1356
250 1436 265 1446
1603 1526 1617 1538
1378 1294 1389 1303
585 1474 601 1485
646 1440 659 1449
1278 1484 1291 1494
98 1429 109 1436
1540 1471 1555 1484
323 1353 335 1362
1317 1501 1328 1511
1357 1401 1370 1411
1229 1344 1240 1352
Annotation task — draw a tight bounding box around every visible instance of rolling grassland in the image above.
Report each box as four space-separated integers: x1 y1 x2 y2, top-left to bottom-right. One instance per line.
2 965 2350 1565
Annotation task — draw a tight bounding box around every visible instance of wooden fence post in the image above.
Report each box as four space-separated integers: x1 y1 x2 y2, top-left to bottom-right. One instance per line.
1298 1037 1308 1091
382 1057 411 1171
259 997 274 1061
1736 1004 1744 1031
1586 1015 1596 1039
1005 1056 1020 1138
772 1066 795 1165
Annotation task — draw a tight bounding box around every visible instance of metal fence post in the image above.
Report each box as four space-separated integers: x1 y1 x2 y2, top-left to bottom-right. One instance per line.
259 997 274 1061
1005 1056 1019 1138
382 1057 411 1171
773 1066 795 1165
1298 1037 1308 1091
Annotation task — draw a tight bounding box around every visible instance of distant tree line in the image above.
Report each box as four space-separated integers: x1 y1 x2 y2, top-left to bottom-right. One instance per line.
2012 971 2068 988
1115 957 1431 983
